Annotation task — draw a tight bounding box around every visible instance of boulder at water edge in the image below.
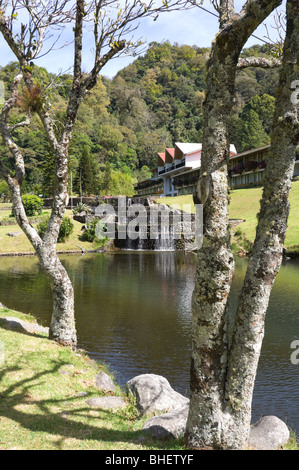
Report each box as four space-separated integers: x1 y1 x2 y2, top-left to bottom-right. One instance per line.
248 415 290 450
143 405 189 439
143 411 291 447
127 374 189 417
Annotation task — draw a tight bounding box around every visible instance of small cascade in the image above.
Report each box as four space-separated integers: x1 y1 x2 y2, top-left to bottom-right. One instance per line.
154 223 176 252
112 197 196 252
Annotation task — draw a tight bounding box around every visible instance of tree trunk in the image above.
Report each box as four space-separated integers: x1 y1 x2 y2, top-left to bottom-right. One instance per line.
185 28 241 450
185 0 291 450
6 175 77 348
223 0 299 449
37 246 77 347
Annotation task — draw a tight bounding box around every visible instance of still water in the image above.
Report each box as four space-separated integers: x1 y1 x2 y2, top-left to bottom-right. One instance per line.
0 252 299 432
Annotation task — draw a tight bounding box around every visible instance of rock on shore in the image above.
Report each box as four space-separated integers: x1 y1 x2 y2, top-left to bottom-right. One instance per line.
127 373 290 449
127 374 189 417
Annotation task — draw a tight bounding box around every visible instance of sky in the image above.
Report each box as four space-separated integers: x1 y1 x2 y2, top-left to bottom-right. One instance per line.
0 0 286 79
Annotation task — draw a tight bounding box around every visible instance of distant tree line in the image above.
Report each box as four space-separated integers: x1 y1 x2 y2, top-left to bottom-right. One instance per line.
0 42 279 197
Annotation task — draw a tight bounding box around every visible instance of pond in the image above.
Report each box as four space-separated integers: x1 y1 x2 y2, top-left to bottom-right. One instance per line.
0 252 299 433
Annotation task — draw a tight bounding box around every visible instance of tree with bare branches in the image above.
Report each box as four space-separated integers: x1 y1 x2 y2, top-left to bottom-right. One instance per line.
186 0 299 450
0 0 194 347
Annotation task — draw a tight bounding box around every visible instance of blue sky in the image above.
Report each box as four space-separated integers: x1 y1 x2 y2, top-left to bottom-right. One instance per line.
0 0 286 79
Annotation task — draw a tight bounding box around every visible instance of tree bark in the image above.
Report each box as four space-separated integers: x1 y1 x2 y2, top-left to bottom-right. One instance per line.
37 245 77 346
185 0 285 450
223 0 299 449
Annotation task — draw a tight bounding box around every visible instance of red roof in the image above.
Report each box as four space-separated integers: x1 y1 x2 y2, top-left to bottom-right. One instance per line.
166 148 175 158
158 152 166 162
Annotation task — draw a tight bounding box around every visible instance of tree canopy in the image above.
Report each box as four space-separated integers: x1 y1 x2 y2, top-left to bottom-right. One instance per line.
0 42 279 196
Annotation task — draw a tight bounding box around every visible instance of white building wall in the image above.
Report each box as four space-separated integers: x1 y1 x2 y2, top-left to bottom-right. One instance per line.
185 152 202 169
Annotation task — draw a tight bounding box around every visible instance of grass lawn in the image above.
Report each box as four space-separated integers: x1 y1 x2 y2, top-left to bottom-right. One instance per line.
0 209 96 255
0 307 297 450
157 180 299 252
0 307 186 450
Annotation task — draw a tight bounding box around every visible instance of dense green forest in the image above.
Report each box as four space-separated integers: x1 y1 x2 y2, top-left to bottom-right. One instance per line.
0 42 279 197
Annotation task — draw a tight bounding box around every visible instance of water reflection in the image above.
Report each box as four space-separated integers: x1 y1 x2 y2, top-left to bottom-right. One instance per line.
0 253 298 432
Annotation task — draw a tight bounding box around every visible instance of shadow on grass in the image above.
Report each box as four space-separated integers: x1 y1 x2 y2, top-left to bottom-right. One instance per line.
0 362 181 450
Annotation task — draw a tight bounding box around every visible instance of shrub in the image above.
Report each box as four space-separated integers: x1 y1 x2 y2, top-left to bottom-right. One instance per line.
37 216 74 243
22 195 43 216
79 218 108 245
79 218 98 242
59 217 75 242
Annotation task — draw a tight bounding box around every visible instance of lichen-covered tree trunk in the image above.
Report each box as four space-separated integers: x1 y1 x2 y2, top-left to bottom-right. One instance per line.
223 0 299 449
37 143 77 347
37 245 77 346
3 145 77 348
185 32 239 449
185 0 294 450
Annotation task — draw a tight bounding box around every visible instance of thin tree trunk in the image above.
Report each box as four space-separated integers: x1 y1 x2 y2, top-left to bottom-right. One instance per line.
5 170 77 347
0 0 125 348
37 246 77 346
0 79 77 347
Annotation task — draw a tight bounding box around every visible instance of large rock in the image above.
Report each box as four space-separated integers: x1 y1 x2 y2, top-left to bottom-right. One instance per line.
249 416 290 450
95 371 117 392
143 405 189 439
127 374 189 417
0 316 49 336
143 411 291 446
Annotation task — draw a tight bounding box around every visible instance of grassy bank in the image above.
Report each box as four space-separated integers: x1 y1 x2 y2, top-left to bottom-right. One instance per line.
0 209 97 255
0 307 297 450
157 180 299 254
0 306 185 450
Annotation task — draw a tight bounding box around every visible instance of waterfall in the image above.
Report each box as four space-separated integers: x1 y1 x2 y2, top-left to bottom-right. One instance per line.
154 223 176 252
111 198 195 252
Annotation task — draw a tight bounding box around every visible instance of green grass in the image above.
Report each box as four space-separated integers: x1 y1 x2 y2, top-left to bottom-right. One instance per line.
0 307 297 450
0 209 97 255
157 180 299 252
0 307 185 450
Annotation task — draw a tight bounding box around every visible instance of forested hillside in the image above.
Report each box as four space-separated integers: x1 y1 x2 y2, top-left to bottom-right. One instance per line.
0 42 280 197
